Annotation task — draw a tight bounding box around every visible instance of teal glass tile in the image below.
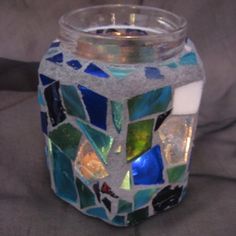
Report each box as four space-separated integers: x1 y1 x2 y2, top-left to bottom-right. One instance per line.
108 66 134 79
37 90 45 106
127 207 149 226
112 215 125 226
84 63 109 78
167 165 187 183
86 207 108 220
179 52 197 65
166 62 178 68
117 199 132 214
111 101 123 133
134 188 157 209
128 86 172 121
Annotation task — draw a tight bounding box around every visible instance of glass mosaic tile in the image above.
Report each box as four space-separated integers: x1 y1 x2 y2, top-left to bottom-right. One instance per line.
40 112 48 134
112 215 125 226
179 52 197 65
84 63 109 78
117 199 132 214
166 62 178 68
51 142 77 202
44 81 66 126
126 119 154 161
102 197 111 212
152 186 183 212
126 28 148 35
120 171 131 190
75 139 109 180
39 74 55 86
167 165 186 183
101 182 118 198
37 90 45 106
79 85 107 130
46 53 63 64
127 206 149 226
93 182 101 202
76 178 95 209
114 145 122 154
107 66 134 79
158 116 194 165
111 101 123 133
145 67 164 80
49 123 82 161
66 59 82 70
132 145 164 185
49 41 60 48
60 85 86 119
128 86 172 121
86 207 108 220
134 188 157 209
154 109 172 131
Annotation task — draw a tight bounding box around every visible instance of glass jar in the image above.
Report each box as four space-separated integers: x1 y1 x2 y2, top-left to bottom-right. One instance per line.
38 5 205 226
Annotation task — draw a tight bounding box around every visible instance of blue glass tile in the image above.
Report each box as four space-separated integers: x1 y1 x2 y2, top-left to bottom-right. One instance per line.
37 90 45 106
179 52 197 65
49 41 60 48
44 81 66 126
128 86 172 121
112 215 125 226
84 63 109 78
79 85 107 130
166 62 178 68
145 67 164 80
51 143 77 202
66 59 82 70
46 53 63 64
108 66 134 79
40 112 48 134
111 101 123 133
134 189 157 209
86 207 108 220
154 109 172 131
39 74 55 86
61 85 86 119
76 119 113 165
132 145 164 185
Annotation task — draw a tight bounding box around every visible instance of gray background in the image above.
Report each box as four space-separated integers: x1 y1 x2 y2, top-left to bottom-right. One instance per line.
0 0 236 235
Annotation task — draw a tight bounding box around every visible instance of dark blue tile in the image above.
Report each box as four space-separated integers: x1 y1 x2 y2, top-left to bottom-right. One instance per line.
145 67 164 80
39 74 55 86
49 41 60 48
46 53 63 64
40 112 48 134
84 63 109 78
66 59 82 70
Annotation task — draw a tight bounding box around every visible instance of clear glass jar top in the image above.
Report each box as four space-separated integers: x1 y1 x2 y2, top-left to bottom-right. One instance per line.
59 5 187 64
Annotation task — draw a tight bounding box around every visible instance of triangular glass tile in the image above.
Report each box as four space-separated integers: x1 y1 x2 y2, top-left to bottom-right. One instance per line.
101 182 118 198
39 74 55 86
117 199 132 214
132 145 164 185
66 59 82 70
145 67 164 80
44 81 66 126
49 41 60 48
134 188 157 209
154 109 172 131
114 145 122 154
128 86 172 121
93 182 101 202
126 119 154 161
166 62 178 68
46 53 63 64
75 139 109 180
107 66 134 79
37 90 45 106
111 101 123 133
76 178 95 209
112 215 125 226
127 207 149 226
49 123 82 161
76 119 113 165
51 142 77 203
167 165 186 183
84 63 109 78
79 85 107 130
126 28 148 35
86 207 108 220
40 112 48 134
179 52 197 65
60 84 86 119
120 171 131 190
102 197 111 212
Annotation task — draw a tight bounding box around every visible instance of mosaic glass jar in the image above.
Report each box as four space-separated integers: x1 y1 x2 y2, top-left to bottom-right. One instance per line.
38 5 205 226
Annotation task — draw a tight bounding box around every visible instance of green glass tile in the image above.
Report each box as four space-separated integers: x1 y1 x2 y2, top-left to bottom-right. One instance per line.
108 66 134 79
76 119 113 165
167 165 187 183
127 207 149 226
112 215 125 226
49 123 82 161
126 119 154 161
120 171 131 190
60 84 86 119
111 101 123 133
134 188 157 209
76 178 96 209
117 199 132 214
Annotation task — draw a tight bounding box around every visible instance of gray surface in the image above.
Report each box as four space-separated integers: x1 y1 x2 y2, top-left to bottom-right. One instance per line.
0 0 236 235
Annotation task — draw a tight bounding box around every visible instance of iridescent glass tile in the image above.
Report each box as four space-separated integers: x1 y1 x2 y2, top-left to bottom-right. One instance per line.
79 85 107 130
117 199 132 214
132 145 164 185
126 119 154 161
108 66 134 79
44 81 66 126
112 215 125 226
66 59 82 70
49 123 82 161
127 207 149 226
120 171 131 190
102 197 111 212
167 165 186 183
39 74 55 86
86 207 108 220
40 112 48 134
76 119 113 164
101 182 118 198
154 109 172 131
179 52 197 65
134 188 157 209
111 101 123 133
84 63 109 78
145 67 164 80
76 178 95 209
128 86 172 121
51 143 77 202
61 84 86 119
46 53 63 64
